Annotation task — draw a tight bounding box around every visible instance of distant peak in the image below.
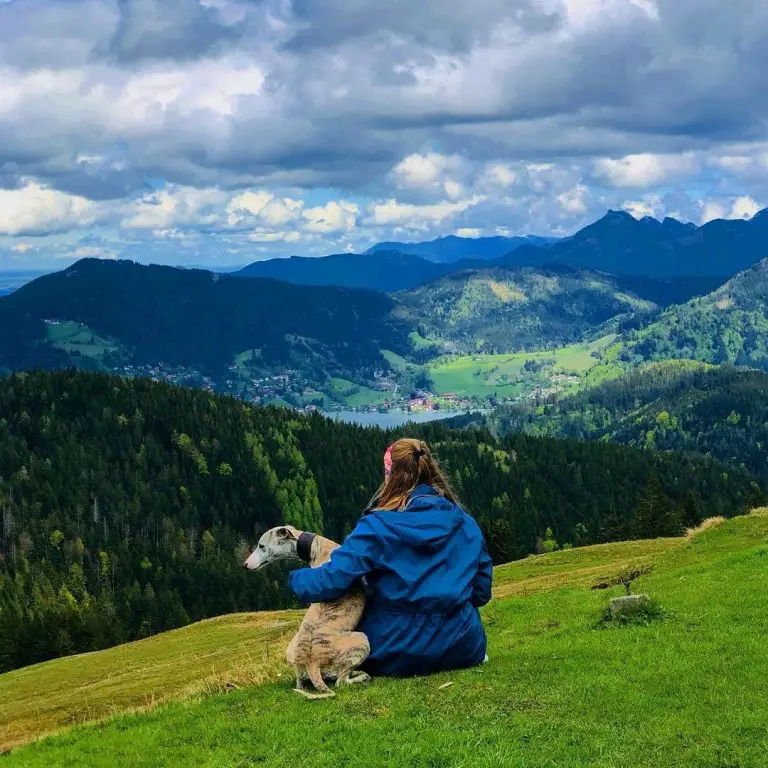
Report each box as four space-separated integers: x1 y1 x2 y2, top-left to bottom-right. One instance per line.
602 209 636 222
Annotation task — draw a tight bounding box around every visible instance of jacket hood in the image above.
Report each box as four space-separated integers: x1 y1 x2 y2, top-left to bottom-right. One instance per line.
373 485 464 552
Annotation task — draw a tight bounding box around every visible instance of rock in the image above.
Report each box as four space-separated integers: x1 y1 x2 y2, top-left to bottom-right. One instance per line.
609 594 651 619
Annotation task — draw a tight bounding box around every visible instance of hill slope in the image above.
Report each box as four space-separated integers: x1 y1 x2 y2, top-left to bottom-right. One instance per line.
4 512 768 766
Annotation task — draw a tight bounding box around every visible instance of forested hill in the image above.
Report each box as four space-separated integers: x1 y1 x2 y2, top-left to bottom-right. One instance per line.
489 362 768 480
623 258 768 368
395 265 658 354
1 370 763 673
0 258 408 380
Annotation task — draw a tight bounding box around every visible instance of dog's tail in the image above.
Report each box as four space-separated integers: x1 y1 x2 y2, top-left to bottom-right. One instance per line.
295 663 335 700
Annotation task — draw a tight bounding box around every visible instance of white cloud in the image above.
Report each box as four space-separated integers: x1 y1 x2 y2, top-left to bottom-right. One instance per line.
0 181 100 236
595 153 699 188
121 186 228 230
367 196 485 229
11 243 33 253
248 230 303 243
73 246 118 260
302 200 359 233
558 185 589 215
482 164 517 188
623 194 664 219
455 227 481 237
700 196 762 224
394 153 449 188
227 191 304 227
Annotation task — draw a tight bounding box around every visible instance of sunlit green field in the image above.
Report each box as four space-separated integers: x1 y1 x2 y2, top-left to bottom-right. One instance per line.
427 335 618 397
4 512 768 767
46 321 117 361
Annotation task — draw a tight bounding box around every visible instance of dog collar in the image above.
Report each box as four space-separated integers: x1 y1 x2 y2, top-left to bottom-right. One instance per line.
297 532 316 563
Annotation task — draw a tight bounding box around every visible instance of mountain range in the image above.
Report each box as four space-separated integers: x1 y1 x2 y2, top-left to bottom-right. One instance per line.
366 234 555 263
232 207 768 292
501 208 768 278
2 205 768 408
234 250 481 292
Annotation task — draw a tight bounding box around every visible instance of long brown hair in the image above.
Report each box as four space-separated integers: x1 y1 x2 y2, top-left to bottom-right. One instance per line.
368 438 461 512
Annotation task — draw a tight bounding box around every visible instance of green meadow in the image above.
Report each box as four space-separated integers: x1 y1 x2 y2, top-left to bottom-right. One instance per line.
427 335 618 398
3 511 767 766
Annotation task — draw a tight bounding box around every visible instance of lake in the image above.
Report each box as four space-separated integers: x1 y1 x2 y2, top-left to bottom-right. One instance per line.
323 409 462 428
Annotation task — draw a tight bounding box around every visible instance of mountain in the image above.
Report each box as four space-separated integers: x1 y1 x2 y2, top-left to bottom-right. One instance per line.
233 250 481 292
490 361 768 481
0 259 409 385
502 208 768 278
0 370 761 673
623 258 768 368
368 234 555 263
394 264 660 355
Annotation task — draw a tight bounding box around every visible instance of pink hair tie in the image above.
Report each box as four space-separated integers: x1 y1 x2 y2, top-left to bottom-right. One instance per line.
383 444 394 477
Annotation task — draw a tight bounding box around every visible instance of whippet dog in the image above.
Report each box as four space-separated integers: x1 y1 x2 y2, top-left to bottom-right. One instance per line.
244 526 370 699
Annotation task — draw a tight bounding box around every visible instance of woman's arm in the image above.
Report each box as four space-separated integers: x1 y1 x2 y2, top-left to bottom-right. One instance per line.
471 539 493 608
288 517 378 604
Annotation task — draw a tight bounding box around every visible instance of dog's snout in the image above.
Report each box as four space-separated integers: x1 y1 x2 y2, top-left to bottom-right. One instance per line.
243 561 249 570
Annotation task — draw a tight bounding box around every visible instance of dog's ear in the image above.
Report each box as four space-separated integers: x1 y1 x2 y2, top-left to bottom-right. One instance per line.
275 526 295 540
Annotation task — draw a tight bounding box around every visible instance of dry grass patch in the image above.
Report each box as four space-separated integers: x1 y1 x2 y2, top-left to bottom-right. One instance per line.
0 611 301 752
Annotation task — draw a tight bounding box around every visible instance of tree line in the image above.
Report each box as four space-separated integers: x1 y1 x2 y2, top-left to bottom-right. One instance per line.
0 370 762 672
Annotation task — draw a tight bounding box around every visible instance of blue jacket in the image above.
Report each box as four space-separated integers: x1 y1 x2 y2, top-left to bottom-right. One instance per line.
288 484 493 677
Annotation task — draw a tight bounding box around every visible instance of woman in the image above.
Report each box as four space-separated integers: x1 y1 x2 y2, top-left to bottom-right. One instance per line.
288 438 493 678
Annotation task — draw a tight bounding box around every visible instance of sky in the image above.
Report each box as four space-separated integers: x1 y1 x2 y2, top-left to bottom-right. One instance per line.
1 0 768 269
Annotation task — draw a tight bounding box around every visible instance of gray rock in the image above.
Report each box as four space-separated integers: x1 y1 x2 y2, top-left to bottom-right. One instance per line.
609 594 651 619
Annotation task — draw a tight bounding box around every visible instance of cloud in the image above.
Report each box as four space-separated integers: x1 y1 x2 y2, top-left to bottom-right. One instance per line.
104 0 244 63
700 195 762 224
2 0 768 267
0 182 101 236
303 201 359 233
12 243 33 253
594 153 700 188
623 194 665 219
72 246 119 260
367 196 486 230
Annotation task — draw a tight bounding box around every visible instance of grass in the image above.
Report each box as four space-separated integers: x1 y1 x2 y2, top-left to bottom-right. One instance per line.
3 511 768 767
46 321 117 361
327 378 390 407
427 335 617 398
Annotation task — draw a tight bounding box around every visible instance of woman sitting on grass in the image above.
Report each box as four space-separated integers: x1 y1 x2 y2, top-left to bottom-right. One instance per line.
288 437 492 678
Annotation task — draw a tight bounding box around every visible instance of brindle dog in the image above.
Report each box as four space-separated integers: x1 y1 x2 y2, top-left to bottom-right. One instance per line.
244 526 369 699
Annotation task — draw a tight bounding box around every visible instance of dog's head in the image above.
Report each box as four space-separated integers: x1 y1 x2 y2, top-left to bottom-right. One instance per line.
243 525 301 571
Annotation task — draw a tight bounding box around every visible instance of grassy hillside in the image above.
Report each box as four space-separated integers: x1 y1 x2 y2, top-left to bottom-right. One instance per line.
3 512 768 766
623 258 768 369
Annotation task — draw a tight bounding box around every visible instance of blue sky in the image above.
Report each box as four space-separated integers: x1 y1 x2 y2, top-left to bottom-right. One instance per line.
1 0 768 269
